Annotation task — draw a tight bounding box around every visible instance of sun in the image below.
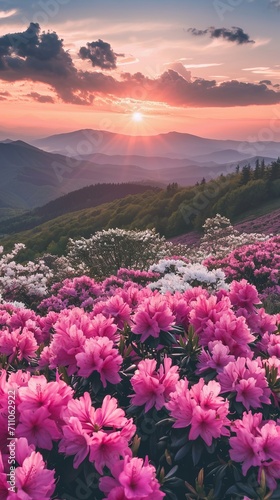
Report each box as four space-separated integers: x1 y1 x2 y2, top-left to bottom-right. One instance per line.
132 112 143 122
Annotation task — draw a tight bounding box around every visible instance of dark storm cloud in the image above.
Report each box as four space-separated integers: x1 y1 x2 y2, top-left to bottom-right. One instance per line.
270 0 280 9
27 92 54 103
0 23 90 104
188 26 255 44
0 24 279 108
259 80 272 85
79 39 124 70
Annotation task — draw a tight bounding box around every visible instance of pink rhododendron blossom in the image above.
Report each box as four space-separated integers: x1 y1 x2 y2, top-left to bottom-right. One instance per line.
130 357 179 411
189 295 230 335
166 378 195 428
48 322 86 375
88 313 119 342
132 295 175 342
258 460 280 491
166 378 229 446
230 411 280 485
93 295 132 329
18 374 73 420
59 416 92 468
218 357 271 410
99 456 165 500
0 328 38 362
196 341 235 374
16 407 61 449
16 450 55 499
229 280 261 311
60 394 135 471
89 431 130 474
198 310 255 358
0 438 55 499
76 337 122 386
230 427 261 475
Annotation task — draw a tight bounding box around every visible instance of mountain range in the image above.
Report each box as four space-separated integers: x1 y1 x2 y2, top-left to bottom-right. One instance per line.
0 129 279 210
32 129 280 159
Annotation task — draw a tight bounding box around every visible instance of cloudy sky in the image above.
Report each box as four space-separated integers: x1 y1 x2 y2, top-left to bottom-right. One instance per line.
0 0 280 140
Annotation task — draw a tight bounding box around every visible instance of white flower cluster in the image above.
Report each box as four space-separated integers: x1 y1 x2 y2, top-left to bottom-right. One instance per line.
0 245 53 305
186 214 270 262
149 259 228 293
67 228 172 278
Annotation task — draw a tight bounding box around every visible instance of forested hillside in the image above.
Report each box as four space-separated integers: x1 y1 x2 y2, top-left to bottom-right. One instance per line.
2 159 280 260
0 183 159 235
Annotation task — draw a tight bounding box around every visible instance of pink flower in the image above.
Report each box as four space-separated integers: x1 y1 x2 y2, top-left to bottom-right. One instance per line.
16 450 55 499
235 378 263 410
196 341 235 374
94 395 128 430
257 422 280 462
229 280 261 311
49 322 86 375
14 437 35 466
89 431 130 474
0 438 55 500
0 328 38 362
59 417 91 468
189 295 230 335
230 429 261 475
166 379 195 428
189 406 226 446
60 394 136 472
199 311 255 358
130 358 179 412
16 407 61 449
218 357 271 410
229 411 280 484
62 392 96 434
132 295 175 342
99 456 165 500
167 379 229 447
63 393 129 434
76 337 122 387
89 313 119 342
259 461 280 491
94 295 132 329
18 375 73 420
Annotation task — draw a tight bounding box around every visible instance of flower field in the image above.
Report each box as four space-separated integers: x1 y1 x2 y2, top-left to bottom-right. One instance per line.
0 219 280 499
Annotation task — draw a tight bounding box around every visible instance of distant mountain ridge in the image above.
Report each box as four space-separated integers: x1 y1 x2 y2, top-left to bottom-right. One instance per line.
0 139 240 210
32 129 280 159
1 130 279 211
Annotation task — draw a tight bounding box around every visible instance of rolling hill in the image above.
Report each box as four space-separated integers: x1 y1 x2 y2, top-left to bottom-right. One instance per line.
2 161 280 261
0 183 159 235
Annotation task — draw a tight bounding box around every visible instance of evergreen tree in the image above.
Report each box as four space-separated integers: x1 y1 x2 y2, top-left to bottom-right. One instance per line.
240 164 251 185
254 158 261 179
260 159 266 178
269 158 280 181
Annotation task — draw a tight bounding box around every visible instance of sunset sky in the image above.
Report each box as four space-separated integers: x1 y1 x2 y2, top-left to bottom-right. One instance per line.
1 0 280 140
